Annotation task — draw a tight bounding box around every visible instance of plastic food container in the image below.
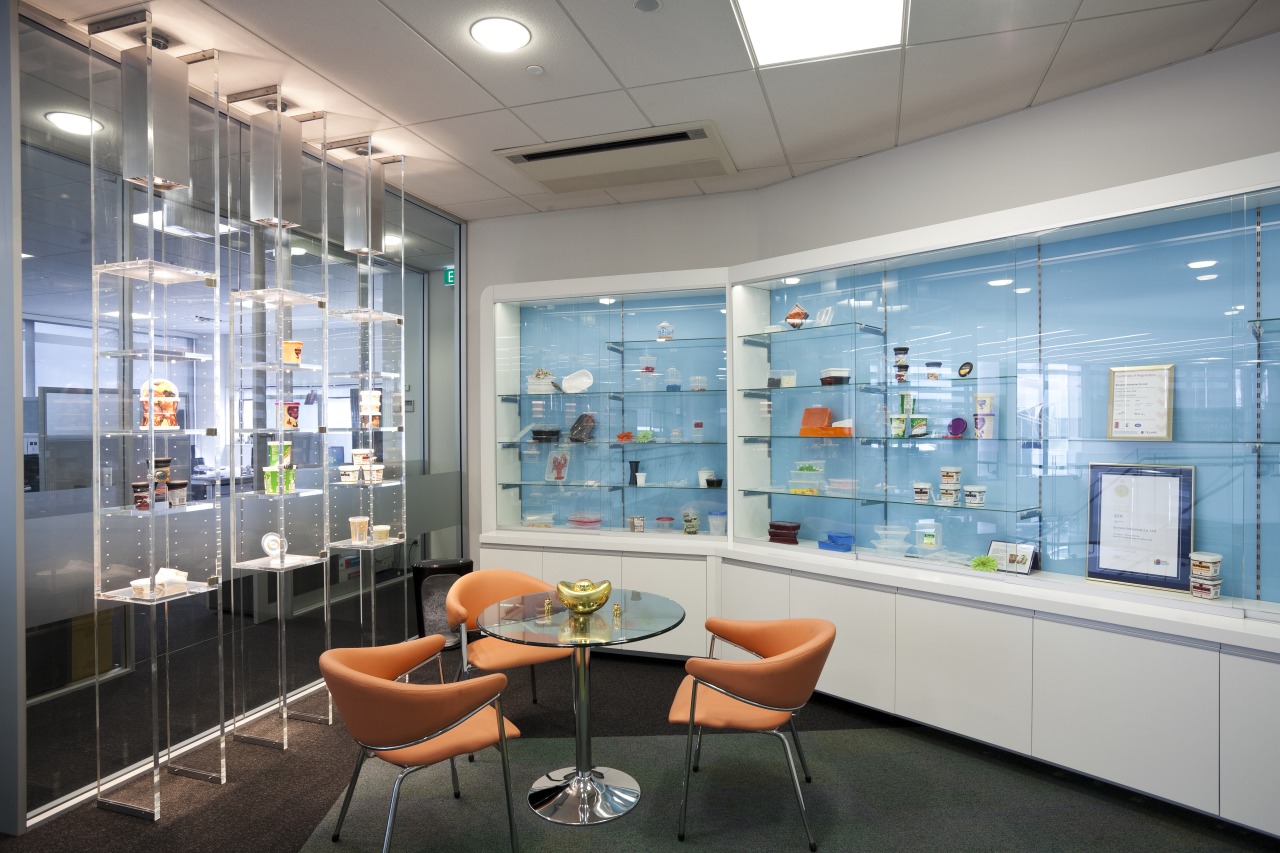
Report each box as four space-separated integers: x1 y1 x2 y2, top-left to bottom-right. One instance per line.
820 367 850 385
368 463 386 484
372 524 391 542
567 513 603 529
963 484 987 508
655 516 675 531
767 369 797 388
339 465 361 483
690 375 708 391
522 512 554 528
1190 551 1222 578
707 511 727 535
1190 577 1222 599
351 448 374 466
167 479 188 506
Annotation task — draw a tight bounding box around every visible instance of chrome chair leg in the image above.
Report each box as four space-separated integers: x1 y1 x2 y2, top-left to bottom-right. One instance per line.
692 725 704 772
332 747 368 842
788 718 812 783
382 765 420 853
769 730 817 852
449 756 460 798
530 663 538 704
496 696 521 853
678 686 699 842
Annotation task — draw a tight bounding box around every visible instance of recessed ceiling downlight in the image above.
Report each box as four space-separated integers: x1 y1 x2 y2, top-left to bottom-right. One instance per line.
471 18 531 52
738 0 904 66
45 111 102 135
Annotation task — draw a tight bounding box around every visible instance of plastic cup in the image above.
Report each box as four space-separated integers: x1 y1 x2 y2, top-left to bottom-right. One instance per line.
372 524 391 543
349 516 370 544
708 511 727 535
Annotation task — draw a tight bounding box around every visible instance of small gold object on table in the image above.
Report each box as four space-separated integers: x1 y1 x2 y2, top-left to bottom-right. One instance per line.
555 578 612 615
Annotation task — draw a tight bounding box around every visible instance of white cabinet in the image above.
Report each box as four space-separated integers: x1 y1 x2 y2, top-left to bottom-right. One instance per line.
895 594 1033 753
622 554 707 657
545 550 623 588
1219 651 1280 835
1032 618 1219 813
789 575 896 712
477 546 544 579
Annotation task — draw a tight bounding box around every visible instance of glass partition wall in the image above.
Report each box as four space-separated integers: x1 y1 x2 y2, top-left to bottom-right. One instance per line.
17 15 463 819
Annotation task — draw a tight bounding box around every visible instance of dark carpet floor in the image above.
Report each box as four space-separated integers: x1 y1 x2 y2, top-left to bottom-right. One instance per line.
3 650 1279 853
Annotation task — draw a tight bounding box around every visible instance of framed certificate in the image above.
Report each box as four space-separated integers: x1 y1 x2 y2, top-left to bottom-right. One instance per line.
1108 364 1173 440
1087 463 1193 591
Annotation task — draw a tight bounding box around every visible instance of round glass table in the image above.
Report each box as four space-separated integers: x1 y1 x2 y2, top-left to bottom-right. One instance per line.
477 587 685 824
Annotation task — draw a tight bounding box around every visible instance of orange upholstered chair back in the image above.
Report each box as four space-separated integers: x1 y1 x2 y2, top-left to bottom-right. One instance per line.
445 568 554 632
684 617 836 711
320 635 508 750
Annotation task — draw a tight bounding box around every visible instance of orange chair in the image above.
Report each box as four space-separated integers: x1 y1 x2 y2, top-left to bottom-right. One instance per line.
320 635 521 853
446 568 572 703
669 617 837 852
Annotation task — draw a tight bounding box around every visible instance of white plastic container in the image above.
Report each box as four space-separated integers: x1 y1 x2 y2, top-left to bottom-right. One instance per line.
940 466 962 485
1189 551 1222 578
963 485 987 508
1190 576 1222 599
339 464 361 483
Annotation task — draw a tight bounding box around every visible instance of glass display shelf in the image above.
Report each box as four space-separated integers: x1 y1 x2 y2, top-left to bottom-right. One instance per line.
232 554 325 572
628 483 727 492
230 287 325 308
334 370 401 380
620 388 727 396
329 537 408 550
614 440 728 448
93 258 213 285
740 383 859 395
100 428 216 438
236 361 322 373
328 426 404 434
739 435 856 443
606 335 726 351
230 488 325 500
97 580 220 605
330 307 402 324
499 480 623 491
99 348 213 362
101 501 218 518
500 391 618 403
235 427 324 436
329 479 404 488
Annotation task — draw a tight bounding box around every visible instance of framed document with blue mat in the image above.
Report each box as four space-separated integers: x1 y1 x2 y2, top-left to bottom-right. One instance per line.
1087 463 1193 592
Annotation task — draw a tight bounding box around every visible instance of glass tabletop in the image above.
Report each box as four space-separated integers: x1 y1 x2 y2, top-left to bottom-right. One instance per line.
477 589 685 648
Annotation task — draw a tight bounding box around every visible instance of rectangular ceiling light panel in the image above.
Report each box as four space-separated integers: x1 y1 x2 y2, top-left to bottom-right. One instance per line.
738 0 904 66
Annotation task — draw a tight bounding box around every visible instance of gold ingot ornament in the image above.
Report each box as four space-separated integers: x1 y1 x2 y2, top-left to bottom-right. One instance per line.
555 578 612 615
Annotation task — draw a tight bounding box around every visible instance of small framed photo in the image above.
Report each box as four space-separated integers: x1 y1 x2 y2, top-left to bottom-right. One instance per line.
1108 364 1174 441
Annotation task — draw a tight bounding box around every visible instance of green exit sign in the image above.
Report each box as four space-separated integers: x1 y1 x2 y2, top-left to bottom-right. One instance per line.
443 268 456 286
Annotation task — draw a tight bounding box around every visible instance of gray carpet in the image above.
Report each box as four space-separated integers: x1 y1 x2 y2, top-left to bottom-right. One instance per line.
300 730 1280 853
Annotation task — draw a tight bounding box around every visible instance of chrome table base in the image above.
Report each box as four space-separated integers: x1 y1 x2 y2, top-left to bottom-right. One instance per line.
528 766 640 824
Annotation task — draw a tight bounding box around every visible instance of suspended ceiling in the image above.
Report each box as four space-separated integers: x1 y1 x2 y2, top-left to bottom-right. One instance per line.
20 0 1280 223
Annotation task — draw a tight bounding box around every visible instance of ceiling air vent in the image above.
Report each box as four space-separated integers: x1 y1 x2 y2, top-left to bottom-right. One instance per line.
498 122 736 194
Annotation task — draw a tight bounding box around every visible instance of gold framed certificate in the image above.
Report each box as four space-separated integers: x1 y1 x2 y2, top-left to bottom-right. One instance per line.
1108 364 1173 441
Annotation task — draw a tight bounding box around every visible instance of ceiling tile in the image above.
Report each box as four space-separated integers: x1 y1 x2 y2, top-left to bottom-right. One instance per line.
401 163 511 207
630 71 787 171
605 180 703 204
407 111 547 196
519 190 619 213
1076 0 1207 17
180 0 502 123
907 0 1078 44
695 165 793 193
512 92 650 142
900 25 1066 143
1036 0 1253 104
380 0 621 107
558 0 753 88
441 196 538 221
1216 2 1280 48
761 51 902 163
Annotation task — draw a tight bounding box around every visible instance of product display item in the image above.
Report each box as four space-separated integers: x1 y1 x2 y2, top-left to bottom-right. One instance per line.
282 339 303 364
569 412 597 442
785 303 808 329
140 378 180 429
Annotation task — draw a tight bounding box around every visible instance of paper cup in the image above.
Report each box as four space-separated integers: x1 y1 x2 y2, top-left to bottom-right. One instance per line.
889 415 908 438
282 340 303 364
973 412 995 439
268 441 292 467
280 401 300 429
975 393 996 414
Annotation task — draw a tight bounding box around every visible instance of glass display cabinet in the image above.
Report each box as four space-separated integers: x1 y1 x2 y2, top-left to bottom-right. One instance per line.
88 13 225 818
324 146 408 648
494 290 727 534
227 100 330 748
733 248 1041 560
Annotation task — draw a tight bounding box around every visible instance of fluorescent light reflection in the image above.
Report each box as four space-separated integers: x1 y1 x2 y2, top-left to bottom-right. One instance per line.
1197 274 1218 281
1188 260 1217 269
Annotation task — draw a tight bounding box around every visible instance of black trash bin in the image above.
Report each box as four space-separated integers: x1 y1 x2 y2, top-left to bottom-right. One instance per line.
412 558 474 648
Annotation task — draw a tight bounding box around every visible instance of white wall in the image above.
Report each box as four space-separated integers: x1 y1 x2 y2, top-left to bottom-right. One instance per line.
464 32 1280 560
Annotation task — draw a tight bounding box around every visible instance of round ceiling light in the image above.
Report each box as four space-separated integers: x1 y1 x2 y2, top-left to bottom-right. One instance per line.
470 18 531 52
45 111 102 135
